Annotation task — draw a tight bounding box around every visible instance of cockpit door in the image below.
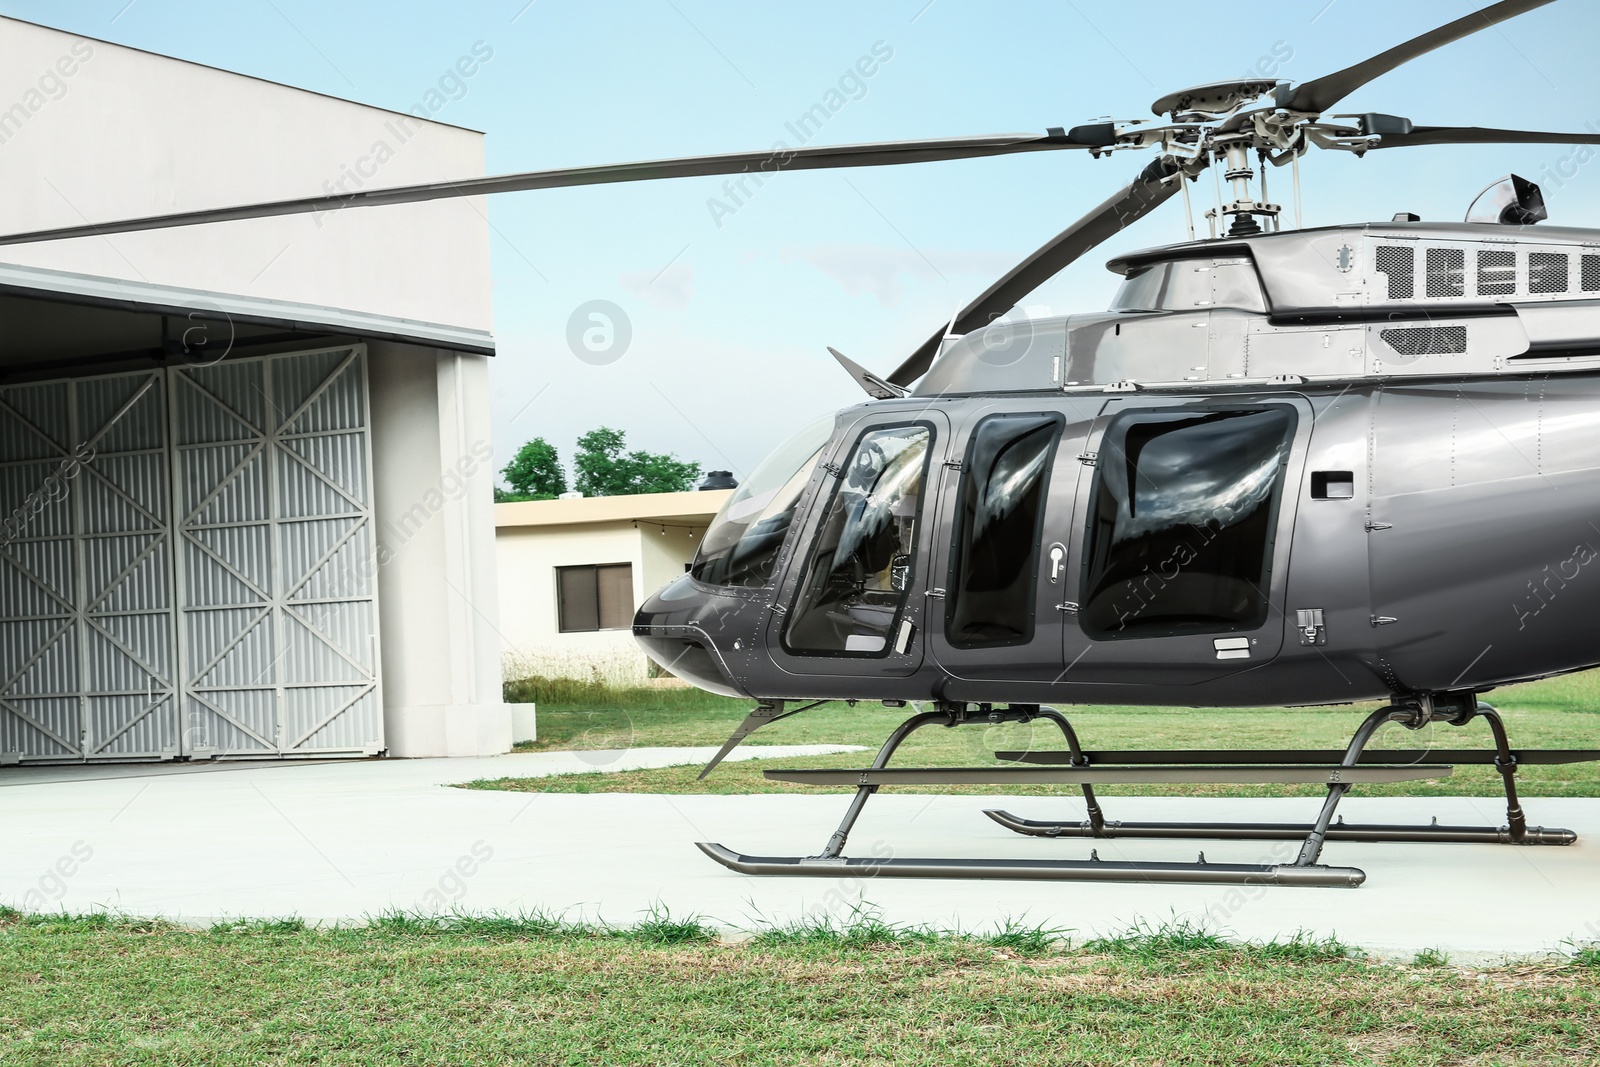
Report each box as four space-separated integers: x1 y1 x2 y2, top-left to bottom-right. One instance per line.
763 410 949 683
1060 395 1312 686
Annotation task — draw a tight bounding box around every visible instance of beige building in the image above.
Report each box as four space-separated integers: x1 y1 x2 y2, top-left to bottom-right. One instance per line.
495 491 732 685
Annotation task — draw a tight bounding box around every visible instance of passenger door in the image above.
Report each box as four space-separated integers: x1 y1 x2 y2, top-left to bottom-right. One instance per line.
927 401 1095 681
1060 396 1312 686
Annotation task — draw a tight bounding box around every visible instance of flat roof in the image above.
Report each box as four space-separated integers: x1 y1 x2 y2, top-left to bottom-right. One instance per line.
495 490 733 529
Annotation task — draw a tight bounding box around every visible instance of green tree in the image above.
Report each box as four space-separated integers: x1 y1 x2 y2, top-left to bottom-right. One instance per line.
573 427 700 496
498 437 567 502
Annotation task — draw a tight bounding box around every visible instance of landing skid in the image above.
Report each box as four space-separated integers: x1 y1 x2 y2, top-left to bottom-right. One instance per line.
696 842 1364 887
696 695 1591 887
982 809 1577 846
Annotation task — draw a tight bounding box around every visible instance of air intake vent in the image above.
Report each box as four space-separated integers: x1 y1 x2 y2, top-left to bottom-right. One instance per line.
1426 248 1464 297
1582 254 1600 293
1375 245 1415 299
1380 326 1468 356
1478 249 1517 296
1529 252 1569 294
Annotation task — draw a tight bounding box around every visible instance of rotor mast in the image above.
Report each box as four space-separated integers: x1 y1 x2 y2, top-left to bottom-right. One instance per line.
1214 133 1279 236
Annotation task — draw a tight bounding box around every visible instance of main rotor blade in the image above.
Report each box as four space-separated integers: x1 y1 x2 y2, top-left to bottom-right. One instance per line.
1284 0 1555 115
885 157 1186 388
1367 125 1600 149
0 131 1092 247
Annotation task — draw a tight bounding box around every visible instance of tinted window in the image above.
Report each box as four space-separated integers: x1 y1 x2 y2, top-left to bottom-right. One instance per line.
945 414 1062 648
1080 407 1294 639
785 424 932 655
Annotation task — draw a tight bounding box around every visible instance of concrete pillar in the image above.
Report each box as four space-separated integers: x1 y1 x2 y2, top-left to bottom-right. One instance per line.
367 341 511 757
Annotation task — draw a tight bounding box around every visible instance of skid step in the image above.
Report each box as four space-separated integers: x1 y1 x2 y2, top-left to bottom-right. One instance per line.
996 748 1600 767
697 842 1365 887
983 809 1578 846
764 764 1446 787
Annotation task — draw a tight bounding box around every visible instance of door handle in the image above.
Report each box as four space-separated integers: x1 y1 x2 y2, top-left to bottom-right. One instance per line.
1047 542 1066 584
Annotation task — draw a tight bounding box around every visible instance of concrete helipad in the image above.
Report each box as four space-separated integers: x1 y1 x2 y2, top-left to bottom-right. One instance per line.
4 748 1599 961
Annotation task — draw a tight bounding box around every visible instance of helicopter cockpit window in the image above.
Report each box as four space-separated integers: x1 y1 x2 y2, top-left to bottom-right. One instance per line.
784 424 933 655
691 414 835 588
1111 258 1267 314
1080 406 1295 640
945 414 1063 648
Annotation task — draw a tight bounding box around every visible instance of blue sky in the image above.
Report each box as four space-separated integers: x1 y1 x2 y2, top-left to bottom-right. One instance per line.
5 0 1599 482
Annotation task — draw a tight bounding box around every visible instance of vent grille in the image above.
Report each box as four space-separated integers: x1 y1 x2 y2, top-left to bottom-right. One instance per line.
1478 249 1517 296
1375 245 1415 299
1583 254 1600 293
1426 248 1465 297
1529 252 1569 294
1380 326 1468 356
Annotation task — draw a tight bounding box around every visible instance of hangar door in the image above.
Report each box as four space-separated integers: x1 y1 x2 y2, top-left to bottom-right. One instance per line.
0 346 383 763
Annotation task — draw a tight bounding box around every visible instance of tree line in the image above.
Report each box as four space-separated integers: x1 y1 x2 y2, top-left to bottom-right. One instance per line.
495 427 701 502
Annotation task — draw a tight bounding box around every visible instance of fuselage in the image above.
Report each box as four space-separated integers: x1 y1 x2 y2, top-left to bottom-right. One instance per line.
635 219 1600 707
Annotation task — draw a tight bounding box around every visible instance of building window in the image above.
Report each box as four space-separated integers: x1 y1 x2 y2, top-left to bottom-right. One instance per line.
557 563 634 632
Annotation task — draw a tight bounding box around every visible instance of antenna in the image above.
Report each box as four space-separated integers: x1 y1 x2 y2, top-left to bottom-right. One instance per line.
936 306 963 358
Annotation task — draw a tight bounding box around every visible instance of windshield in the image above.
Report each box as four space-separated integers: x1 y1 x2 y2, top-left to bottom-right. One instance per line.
691 414 836 587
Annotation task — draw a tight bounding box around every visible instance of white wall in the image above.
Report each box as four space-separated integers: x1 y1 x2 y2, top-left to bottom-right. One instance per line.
640 521 701 603
369 341 509 756
497 521 646 684
0 17 491 333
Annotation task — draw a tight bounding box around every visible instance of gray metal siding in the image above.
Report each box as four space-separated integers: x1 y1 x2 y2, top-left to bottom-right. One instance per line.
0 346 381 763
0 371 177 761
171 346 382 759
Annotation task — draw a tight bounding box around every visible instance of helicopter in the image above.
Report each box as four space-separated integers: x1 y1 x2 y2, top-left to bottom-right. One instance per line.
8 0 1600 887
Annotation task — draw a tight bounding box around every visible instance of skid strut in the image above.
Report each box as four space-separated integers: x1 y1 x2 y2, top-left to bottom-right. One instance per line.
985 700 1580 853
696 702 1369 886
696 695 1591 887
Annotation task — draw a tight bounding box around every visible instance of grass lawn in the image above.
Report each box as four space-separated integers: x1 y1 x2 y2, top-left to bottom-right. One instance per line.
476 671 1600 799
5 912 1600 1066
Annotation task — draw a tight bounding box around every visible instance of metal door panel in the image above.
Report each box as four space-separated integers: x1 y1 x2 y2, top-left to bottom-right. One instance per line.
172 346 382 758
0 370 177 762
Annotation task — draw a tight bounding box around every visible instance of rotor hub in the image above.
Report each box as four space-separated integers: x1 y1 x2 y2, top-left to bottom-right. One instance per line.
1149 79 1283 120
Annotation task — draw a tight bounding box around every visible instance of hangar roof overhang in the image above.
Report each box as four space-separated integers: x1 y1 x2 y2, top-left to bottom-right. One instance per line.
0 260 495 378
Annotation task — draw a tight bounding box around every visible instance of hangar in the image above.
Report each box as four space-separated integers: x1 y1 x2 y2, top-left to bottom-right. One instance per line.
0 17 510 762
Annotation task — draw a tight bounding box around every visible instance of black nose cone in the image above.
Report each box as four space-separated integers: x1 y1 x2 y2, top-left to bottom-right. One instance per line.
632 574 747 698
